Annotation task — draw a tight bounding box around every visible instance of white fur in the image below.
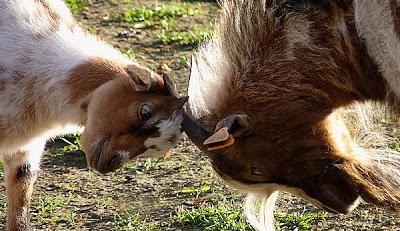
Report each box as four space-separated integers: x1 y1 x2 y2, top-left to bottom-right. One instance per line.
245 192 279 231
117 150 131 164
0 0 130 157
139 113 183 157
354 0 400 97
188 41 230 120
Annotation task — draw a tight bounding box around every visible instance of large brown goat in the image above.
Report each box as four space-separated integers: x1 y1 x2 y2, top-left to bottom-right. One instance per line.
183 0 400 230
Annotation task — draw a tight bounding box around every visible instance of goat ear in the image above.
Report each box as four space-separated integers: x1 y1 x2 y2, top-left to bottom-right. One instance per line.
203 113 253 151
163 73 178 97
127 64 160 91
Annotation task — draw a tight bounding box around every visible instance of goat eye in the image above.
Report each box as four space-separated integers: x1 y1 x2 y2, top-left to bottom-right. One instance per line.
139 104 153 121
250 166 262 176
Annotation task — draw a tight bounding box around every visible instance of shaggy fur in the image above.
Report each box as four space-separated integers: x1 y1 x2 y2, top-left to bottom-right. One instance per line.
185 0 400 230
0 0 186 229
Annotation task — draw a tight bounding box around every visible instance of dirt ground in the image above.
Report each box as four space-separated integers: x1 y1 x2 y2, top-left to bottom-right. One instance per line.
0 0 399 230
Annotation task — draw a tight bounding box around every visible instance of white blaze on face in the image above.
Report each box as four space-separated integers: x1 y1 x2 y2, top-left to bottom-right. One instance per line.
139 113 183 158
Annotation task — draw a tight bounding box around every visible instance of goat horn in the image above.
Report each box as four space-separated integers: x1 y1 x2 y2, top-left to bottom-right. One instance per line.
182 112 211 151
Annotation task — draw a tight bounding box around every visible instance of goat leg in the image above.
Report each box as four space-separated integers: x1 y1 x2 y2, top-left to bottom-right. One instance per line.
3 148 43 231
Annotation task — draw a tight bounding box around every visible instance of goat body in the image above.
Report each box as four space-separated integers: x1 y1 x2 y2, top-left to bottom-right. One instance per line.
0 0 186 229
183 1 400 230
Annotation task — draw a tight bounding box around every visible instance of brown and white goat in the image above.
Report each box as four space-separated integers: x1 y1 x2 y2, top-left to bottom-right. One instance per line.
0 0 187 230
183 0 400 230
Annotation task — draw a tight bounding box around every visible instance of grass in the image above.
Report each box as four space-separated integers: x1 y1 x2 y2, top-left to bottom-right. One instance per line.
179 55 190 68
113 212 161 231
175 176 217 196
124 4 200 23
100 197 114 209
65 211 81 226
120 48 136 60
174 202 253 231
60 134 82 153
155 26 211 46
123 3 210 46
123 158 163 174
391 137 400 152
0 161 3 179
275 212 327 231
177 184 211 195
173 199 327 231
64 0 87 14
32 194 71 223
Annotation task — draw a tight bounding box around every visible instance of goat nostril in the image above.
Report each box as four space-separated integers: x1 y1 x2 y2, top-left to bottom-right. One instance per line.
109 156 122 169
250 166 262 176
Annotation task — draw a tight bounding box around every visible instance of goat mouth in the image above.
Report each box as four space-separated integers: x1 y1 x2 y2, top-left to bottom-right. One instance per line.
91 138 108 171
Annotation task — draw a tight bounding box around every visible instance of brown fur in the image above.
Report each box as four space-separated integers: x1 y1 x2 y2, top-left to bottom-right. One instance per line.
12 71 24 85
74 59 187 173
185 0 400 226
339 160 400 210
67 58 129 103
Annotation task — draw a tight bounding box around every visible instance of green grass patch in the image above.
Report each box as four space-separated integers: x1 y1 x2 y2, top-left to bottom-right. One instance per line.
177 185 211 194
275 212 327 231
173 202 253 231
64 0 86 14
123 158 163 174
391 137 400 152
0 161 3 179
113 212 161 231
120 48 136 60
123 3 210 46
60 134 82 153
173 199 326 231
124 4 200 23
179 55 190 68
155 26 211 46
32 195 71 223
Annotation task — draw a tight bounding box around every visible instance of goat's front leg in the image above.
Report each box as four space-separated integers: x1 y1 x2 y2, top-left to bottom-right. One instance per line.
3 144 44 231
